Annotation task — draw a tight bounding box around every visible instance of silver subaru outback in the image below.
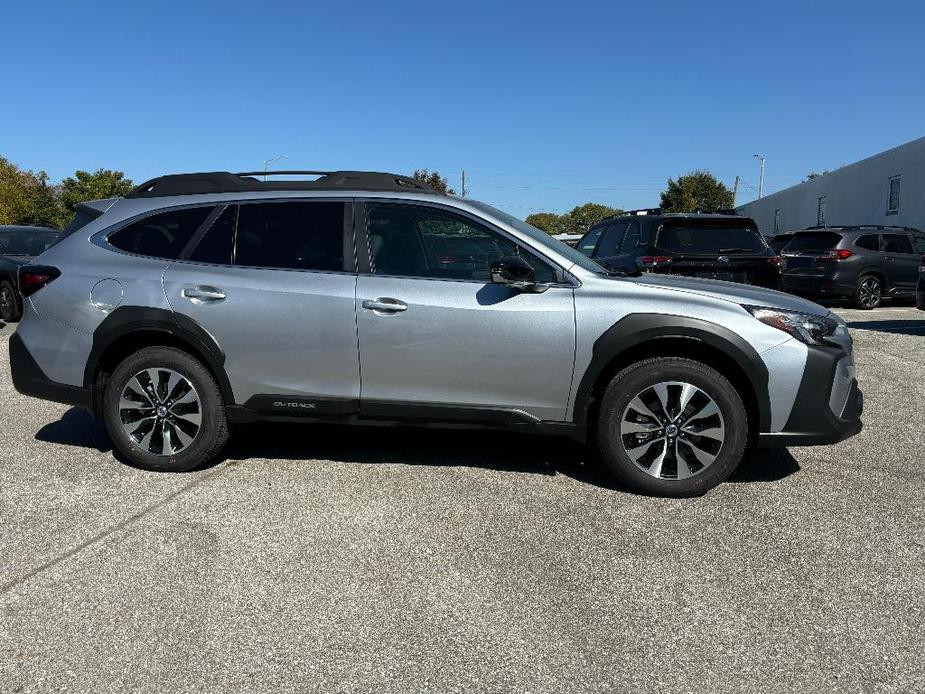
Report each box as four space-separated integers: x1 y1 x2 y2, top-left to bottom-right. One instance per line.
8 171 862 497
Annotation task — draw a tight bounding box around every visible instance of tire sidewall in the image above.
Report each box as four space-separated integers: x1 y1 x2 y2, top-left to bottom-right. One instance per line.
0 281 20 322
855 275 882 309
103 347 226 472
597 358 748 497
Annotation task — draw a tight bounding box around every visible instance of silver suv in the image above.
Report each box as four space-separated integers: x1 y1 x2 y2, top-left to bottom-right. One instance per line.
8 171 863 496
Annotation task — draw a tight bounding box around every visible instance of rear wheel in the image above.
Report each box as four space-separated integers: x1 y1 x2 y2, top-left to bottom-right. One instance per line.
103 346 229 472
855 275 882 309
0 281 21 322
596 357 748 497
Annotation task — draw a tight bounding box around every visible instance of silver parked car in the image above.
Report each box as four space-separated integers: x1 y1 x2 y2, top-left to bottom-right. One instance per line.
8 171 862 496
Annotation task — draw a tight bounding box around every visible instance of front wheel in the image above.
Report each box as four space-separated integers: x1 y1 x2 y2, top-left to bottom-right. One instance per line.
596 357 748 497
0 281 21 322
103 346 229 472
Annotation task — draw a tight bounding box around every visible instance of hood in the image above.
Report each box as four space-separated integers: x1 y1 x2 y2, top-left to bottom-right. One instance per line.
628 273 830 317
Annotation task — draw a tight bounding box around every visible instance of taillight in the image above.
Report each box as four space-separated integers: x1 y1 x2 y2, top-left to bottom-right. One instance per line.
820 249 853 261
18 265 60 297
768 255 781 266
920 255 925 271
639 255 672 269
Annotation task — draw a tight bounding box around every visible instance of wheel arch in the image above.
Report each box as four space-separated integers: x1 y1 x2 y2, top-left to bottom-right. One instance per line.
84 307 234 416
572 314 771 442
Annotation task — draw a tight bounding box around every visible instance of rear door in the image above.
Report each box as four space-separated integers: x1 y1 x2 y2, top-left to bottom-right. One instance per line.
162 199 361 411
354 201 576 422
881 232 919 292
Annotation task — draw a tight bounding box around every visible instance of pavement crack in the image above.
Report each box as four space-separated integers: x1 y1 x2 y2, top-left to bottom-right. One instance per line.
0 464 230 597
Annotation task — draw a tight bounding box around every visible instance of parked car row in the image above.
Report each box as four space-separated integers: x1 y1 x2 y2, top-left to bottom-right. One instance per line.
0 225 60 322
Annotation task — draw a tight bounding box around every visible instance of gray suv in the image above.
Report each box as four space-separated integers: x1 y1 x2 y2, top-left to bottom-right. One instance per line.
9 171 863 497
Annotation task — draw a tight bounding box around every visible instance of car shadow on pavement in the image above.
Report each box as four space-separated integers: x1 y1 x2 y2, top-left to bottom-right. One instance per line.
34 407 112 453
33 408 801 490
847 319 925 335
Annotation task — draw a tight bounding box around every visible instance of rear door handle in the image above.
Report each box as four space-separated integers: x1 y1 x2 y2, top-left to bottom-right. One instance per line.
182 286 226 303
362 297 408 313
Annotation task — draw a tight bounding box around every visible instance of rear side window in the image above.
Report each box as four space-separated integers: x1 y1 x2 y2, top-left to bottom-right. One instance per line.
189 206 236 265
783 232 842 253
109 206 213 259
234 201 345 271
913 235 925 254
883 233 913 254
656 222 767 254
619 221 640 253
855 235 879 251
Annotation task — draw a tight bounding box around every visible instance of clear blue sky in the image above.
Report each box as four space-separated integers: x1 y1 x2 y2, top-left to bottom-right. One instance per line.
3 1 924 217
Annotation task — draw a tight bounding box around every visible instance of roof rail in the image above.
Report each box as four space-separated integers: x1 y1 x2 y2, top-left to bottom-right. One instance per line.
126 170 439 198
803 224 924 232
623 208 663 216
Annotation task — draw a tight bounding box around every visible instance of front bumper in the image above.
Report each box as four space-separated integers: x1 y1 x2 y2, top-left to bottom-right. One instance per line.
8 332 91 409
758 343 863 447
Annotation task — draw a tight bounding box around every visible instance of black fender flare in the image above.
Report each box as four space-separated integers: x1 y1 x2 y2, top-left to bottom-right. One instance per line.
572 313 772 435
83 306 234 409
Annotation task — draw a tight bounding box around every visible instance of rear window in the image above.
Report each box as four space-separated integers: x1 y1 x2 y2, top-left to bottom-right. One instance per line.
655 222 767 254
109 206 213 259
769 234 794 252
0 229 59 256
783 232 842 253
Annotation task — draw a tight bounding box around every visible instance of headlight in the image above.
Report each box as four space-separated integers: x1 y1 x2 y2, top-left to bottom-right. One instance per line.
744 305 838 346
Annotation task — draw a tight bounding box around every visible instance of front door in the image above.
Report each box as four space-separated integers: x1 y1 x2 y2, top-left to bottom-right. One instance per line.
163 200 360 410
881 233 919 293
355 201 576 422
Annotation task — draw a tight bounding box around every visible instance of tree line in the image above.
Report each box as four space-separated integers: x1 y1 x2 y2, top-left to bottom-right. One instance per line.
1 156 734 235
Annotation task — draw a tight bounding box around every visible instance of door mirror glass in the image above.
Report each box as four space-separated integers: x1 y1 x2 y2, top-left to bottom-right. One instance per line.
490 255 541 290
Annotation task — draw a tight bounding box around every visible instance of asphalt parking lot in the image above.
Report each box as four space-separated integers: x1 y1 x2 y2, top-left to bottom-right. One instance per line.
1 307 923 693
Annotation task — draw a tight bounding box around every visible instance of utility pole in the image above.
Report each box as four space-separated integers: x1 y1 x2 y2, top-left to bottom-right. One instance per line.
461 170 468 198
753 154 766 199
732 175 740 207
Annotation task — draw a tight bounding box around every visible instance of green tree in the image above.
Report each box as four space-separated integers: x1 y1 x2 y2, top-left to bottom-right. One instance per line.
58 169 133 226
525 212 562 235
558 203 621 235
412 169 456 195
0 156 61 227
660 170 734 213
804 170 829 181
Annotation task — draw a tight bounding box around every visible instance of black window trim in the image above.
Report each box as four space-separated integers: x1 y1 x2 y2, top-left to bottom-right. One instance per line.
353 198 576 287
93 202 220 262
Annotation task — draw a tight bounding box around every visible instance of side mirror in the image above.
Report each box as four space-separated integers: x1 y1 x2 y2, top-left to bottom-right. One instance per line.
490 255 544 292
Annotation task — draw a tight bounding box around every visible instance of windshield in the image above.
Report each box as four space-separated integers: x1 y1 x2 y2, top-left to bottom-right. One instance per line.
783 232 842 253
656 221 767 254
0 229 59 256
468 200 606 273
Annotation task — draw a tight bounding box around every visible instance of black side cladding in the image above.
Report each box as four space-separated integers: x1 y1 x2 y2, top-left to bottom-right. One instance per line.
572 313 772 434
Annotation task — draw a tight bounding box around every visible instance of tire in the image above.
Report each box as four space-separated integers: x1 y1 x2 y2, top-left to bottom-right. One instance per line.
596 357 748 497
103 346 229 472
855 275 882 309
0 280 21 322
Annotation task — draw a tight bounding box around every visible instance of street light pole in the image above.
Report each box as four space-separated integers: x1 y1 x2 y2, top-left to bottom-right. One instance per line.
753 154 766 199
263 154 289 181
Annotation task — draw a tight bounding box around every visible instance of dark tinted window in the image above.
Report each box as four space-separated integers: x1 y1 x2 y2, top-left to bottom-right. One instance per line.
656 222 767 254
619 221 640 254
109 206 213 259
189 206 236 265
912 234 925 254
783 232 842 253
594 221 629 257
0 229 59 256
855 234 879 251
577 226 605 256
235 202 345 271
769 234 794 253
883 233 913 254
366 204 556 282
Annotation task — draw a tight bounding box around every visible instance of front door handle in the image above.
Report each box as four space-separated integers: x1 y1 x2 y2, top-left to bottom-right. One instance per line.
362 297 408 313
182 286 226 303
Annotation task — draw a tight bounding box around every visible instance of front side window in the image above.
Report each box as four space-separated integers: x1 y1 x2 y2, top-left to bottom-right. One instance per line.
109 206 214 259
817 197 827 226
234 202 345 271
888 176 901 214
882 233 913 254
576 226 605 257
594 222 629 257
366 204 556 282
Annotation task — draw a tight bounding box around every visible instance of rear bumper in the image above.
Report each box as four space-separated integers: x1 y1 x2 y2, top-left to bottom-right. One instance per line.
781 274 855 298
758 345 863 448
8 332 90 409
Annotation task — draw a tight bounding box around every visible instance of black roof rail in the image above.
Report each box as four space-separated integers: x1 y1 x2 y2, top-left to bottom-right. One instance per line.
126 170 439 198
802 224 924 233
622 208 663 216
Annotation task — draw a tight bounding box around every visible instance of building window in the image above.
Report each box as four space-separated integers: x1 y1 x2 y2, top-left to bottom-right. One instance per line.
888 175 901 215
817 197 826 226
773 209 781 233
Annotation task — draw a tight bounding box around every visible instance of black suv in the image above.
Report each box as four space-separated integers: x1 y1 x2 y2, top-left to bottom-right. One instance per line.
780 226 925 309
575 211 780 288
0 225 59 322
